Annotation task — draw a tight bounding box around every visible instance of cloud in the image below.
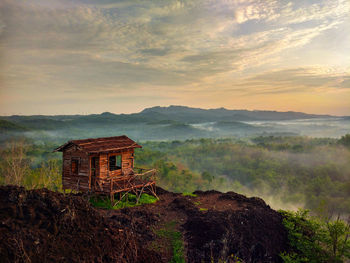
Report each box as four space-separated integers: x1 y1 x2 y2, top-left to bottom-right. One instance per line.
234 67 350 95
0 0 349 115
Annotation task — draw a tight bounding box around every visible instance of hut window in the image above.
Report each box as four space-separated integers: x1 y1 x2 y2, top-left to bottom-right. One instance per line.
71 159 79 175
109 155 121 171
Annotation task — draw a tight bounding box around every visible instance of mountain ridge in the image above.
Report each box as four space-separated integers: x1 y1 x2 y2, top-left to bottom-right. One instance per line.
1 106 347 140
1 105 337 122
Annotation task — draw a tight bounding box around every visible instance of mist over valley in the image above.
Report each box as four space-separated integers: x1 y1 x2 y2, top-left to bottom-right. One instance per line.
1 106 349 143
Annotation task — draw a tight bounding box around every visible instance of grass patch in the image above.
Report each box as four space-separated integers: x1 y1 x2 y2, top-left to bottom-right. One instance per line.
153 221 185 263
182 192 197 197
193 201 201 206
199 207 208 211
89 193 157 210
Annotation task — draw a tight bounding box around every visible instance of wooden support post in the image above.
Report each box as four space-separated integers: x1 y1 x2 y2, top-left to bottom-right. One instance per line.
149 183 159 200
136 185 146 204
76 179 80 192
110 193 114 205
114 191 129 207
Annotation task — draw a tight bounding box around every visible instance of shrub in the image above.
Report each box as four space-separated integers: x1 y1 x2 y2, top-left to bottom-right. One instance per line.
279 209 350 263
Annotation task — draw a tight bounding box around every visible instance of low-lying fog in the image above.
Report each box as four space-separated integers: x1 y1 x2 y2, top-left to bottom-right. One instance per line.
190 117 350 138
244 118 350 138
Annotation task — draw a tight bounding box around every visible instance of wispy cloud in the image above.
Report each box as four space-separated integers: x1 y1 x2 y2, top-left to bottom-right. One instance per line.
241 67 350 94
0 0 349 115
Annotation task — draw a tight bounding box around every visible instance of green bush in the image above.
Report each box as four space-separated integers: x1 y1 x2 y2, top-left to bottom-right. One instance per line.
279 209 350 263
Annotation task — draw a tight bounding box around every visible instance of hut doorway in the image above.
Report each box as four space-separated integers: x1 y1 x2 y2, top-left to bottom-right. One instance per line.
91 156 99 190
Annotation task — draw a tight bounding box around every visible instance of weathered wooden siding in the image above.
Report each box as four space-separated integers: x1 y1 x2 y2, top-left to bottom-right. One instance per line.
122 149 134 176
62 146 90 191
99 153 108 180
62 147 136 194
95 153 108 192
94 149 135 193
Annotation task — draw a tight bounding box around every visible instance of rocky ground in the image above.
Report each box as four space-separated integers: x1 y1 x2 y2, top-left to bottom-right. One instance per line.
0 185 289 262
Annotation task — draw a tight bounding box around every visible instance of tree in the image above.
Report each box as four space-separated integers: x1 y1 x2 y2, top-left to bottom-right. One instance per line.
280 209 350 263
0 140 30 185
201 171 213 183
27 159 62 190
338 134 350 148
324 215 350 261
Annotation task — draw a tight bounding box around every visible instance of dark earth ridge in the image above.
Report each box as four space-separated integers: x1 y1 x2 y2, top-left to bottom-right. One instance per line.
0 185 289 262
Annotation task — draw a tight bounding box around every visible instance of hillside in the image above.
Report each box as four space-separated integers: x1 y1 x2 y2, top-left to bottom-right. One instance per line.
1 106 335 128
1 105 347 142
0 185 289 263
141 105 331 122
0 119 28 132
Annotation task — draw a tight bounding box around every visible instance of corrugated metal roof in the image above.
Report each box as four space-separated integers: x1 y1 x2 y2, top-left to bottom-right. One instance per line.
54 135 142 153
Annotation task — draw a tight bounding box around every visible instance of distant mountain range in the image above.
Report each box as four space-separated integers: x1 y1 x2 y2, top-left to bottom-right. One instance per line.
140 105 334 122
1 106 348 142
0 105 337 128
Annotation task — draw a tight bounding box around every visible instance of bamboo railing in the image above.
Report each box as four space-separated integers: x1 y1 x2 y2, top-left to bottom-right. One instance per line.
109 168 158 202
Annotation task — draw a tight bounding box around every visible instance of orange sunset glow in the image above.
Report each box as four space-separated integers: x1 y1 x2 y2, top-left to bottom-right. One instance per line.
0 0 349 115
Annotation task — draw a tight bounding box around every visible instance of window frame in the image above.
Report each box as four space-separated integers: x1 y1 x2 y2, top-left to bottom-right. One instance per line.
71 158 79 175
109 154 122 171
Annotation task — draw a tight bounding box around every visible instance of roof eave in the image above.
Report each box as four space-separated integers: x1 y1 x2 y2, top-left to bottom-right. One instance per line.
53 141 82 152
86 144 142 154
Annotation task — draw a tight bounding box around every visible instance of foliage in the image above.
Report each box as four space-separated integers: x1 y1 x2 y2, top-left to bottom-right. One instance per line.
1 135 350 261
1 135 350 215
201 171 214 183
154 221 185 263
0 140 61 190
279 209 350 263
137 137 350 214
89 193 157 209
182 192 197 197
338 134 350 148
0 119 28 132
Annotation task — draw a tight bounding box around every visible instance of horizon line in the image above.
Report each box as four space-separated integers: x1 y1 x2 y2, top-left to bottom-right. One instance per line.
0 105 346 117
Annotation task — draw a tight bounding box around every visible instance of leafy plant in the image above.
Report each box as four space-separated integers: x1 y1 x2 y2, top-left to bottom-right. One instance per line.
279 209 350 263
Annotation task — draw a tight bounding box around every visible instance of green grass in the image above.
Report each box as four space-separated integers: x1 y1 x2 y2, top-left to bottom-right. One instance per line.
154 221 185 263
182 192 197 197
199 207 208 211
89 193 157 209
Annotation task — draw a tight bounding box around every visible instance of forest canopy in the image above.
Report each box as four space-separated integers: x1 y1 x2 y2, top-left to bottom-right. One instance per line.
1 135 349 216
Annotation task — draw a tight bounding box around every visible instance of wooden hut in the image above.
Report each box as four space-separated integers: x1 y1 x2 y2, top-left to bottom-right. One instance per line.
54 135 157 201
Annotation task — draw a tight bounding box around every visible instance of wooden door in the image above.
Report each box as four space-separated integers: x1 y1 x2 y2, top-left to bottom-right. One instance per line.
91 156 99 190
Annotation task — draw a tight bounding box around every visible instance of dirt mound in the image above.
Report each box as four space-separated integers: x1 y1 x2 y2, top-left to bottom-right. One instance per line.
108 188 289 262
182 201 287 262
0 185 157 263
0 185 289 262
173 191 288 262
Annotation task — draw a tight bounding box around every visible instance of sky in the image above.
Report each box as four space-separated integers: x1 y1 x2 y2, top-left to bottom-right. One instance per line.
0 0 349 116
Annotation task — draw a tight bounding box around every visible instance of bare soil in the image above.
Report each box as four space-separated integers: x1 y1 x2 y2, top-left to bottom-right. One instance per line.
0 185 289 263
